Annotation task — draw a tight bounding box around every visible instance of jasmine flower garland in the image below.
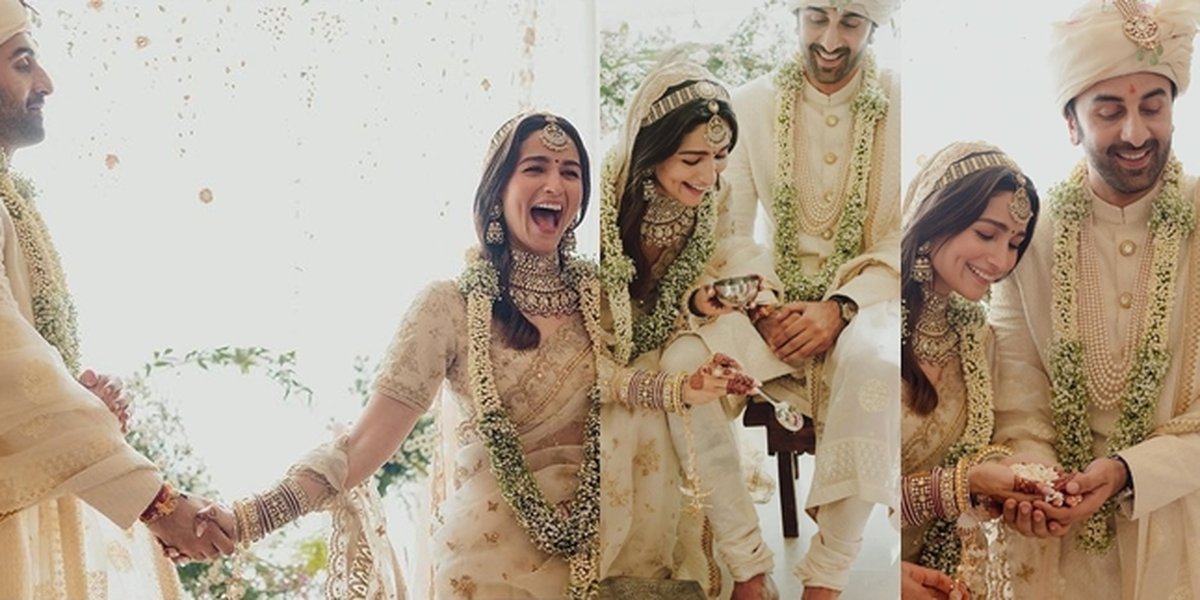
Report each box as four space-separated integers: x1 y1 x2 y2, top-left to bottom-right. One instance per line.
1047 157 1193 553
458 250 602 599
913 297 993 575
771 50 888 302
599 151 717 361
0 159 81 374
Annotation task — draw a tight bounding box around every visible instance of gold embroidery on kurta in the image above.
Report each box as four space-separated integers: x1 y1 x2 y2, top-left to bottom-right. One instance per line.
450 575 477 600
20 357 55 403
632 439 661 477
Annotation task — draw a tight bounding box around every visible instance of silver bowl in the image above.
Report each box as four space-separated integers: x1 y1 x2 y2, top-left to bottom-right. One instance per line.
713 275 760 308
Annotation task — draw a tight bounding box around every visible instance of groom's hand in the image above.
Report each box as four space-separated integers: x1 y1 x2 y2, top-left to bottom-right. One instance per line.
1033 457 1127 533
147 493 236 561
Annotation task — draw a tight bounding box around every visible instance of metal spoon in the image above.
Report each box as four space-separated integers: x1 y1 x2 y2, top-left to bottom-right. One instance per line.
754 388 803 432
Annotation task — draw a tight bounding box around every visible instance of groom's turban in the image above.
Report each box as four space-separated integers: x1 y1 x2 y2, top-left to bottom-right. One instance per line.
0 0 29 47
1049 0 1199 113
786 1 898 27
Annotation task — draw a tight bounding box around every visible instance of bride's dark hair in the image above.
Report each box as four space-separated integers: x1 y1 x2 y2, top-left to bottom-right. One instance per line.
473 113 591 350
901 164 1039 415
618 81 738 302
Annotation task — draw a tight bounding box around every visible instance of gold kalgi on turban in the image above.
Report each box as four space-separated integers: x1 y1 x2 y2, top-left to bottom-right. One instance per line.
0 0 29 47
787 0 898 26
1049 0 1200 112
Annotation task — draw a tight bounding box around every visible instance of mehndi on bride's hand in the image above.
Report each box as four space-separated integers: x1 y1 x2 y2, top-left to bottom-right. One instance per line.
967 461 1045 505
682 353 757 406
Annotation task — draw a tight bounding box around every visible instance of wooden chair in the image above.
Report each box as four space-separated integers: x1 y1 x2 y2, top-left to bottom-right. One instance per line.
742 400 817 538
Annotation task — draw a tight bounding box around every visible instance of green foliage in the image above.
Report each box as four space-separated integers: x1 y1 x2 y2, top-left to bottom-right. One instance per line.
141 346 313 404
599 0 794 135
125 346 323 599
124 346 435 598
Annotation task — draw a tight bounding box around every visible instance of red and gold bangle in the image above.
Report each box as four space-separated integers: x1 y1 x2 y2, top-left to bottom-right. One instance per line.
139 481 179 524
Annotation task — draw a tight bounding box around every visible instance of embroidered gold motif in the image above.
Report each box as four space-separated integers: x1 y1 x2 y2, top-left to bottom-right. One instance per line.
450 575 477 600
106 541 133 572
20 357 55 403
632 439 661 477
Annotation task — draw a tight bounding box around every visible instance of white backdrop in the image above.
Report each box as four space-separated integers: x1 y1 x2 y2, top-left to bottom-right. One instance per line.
902 0 1200 197
18 0 597 536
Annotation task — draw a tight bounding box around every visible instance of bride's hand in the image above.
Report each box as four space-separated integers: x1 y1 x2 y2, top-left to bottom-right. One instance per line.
968 461 1044 504
196 502 240 545
682 353 757 407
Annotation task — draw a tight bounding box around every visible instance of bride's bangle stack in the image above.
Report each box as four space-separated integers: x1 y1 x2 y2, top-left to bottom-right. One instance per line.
232 475 313 545
902 466 963 528
902 445 1013 528
617 369 690 413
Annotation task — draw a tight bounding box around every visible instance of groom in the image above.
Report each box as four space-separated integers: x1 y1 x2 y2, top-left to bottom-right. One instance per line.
0 1 232 596
722 1 901 597
992 0 1200 597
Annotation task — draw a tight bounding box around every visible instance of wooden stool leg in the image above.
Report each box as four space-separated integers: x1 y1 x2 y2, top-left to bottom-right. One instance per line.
778 449 799 538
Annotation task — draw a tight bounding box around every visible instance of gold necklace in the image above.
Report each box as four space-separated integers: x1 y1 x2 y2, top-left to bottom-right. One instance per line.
913 286 958 367
508 248 579 317
640 184 696 248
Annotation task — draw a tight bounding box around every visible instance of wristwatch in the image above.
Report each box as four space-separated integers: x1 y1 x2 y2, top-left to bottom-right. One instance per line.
830 295 858 324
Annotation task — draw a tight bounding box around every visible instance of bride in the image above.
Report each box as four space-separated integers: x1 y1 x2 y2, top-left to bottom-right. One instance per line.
191 112 753 599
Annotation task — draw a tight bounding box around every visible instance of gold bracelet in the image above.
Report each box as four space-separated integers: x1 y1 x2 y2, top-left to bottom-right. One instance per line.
232 497 263 545
954 457 972 516
901 472 935 528
933 465 959 520
969 444 1013 467
666 371 689 414
615 369 637 409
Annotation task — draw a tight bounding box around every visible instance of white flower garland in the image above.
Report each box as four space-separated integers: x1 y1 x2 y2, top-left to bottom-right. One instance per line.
771 50 888 302
598 152 717 361
458 250 603 599
0 160 81 373
1047 157 1193 553
913 297 993 575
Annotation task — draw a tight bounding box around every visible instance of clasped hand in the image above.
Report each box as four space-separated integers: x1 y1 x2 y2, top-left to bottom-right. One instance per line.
997 456 1126 538
145 493 237 562
752 300 846 364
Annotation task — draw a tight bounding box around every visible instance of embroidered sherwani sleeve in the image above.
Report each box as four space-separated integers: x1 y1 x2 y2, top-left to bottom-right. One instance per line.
0 221 161 528
989 272 1058 464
